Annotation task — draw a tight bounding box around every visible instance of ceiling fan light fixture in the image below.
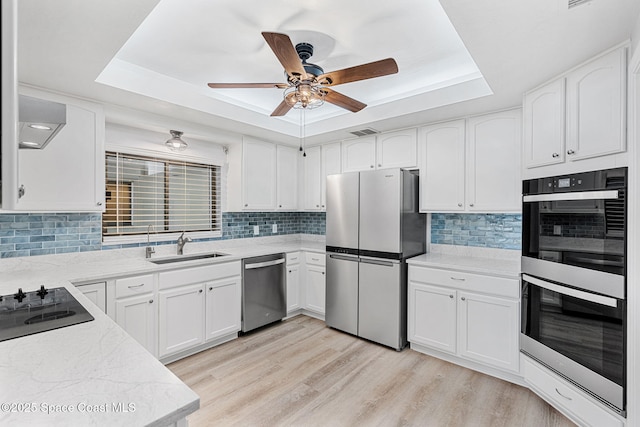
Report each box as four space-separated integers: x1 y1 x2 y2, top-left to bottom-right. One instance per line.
165 130 188 151
283 84 325 110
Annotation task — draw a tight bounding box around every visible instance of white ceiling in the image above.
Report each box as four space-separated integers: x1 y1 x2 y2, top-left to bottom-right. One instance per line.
17 0 640 146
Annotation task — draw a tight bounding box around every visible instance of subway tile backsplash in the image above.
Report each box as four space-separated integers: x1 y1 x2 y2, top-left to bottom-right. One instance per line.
0 211 520 258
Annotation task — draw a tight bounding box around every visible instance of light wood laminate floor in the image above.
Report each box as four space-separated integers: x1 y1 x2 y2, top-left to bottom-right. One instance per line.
168 316 575 427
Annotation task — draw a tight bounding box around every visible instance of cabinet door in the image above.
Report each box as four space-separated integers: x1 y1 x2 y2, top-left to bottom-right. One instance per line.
341 136 376 172
376 128 417 169
408 282 457 353
205 276 241 341
242 138 276 210
286 263 300 313
321 142 342 209
158 283 205 358
418 120 465 212
566 48 626 161
457 291 519 373
18 100 105 211
77 282 106 313
115 293 157 357
523 79 566 168
303 146 322 210
276 145 298 210
305 265 326 314
466 110 522 212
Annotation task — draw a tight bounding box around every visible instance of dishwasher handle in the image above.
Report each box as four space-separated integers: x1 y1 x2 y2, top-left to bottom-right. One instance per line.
244 258 285 270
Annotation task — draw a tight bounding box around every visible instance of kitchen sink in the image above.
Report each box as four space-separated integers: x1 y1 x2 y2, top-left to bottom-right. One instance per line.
149 252 228 264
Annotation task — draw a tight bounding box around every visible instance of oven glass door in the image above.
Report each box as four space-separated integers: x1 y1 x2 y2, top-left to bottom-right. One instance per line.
522 189 626 276
521 275 625 387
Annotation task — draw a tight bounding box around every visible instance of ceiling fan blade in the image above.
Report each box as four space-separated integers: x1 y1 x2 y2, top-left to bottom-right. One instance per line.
318 58 398 86
321 88 366 112
207 83 289 89
262 32 308 80
270 99 293 117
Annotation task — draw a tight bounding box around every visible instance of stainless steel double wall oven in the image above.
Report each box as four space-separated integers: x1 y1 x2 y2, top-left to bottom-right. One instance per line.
521 167 627 414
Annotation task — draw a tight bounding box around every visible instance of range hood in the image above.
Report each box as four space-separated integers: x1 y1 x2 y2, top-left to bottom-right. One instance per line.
18 95 66 149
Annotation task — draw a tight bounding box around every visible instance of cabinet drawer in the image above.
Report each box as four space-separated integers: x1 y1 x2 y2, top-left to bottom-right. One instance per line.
305 252 325 266
523 356 622 427
159 261 241 290
115 274 154 299
409 266 519 299
287 251 301 265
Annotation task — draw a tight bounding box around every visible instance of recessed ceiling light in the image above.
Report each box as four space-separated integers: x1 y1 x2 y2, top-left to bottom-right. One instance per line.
20 141 41 147
28 124 52 130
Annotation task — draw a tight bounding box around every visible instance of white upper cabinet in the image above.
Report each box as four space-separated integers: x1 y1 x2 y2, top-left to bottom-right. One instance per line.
418 120 466 212
523 45 627 176
276 145 298 210
321 142 342 208
342 136 377 172
342 130 417 173
566 47 626 161
419 110 522 213
466 110 522 212
376 129 418 169
242 137 277 210
303 146 322 210
523 78 566 168
16 89 105 212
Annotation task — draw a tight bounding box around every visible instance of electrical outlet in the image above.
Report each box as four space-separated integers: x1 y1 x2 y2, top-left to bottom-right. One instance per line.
253 225 259 236
553 225 562 235
272 224 277 233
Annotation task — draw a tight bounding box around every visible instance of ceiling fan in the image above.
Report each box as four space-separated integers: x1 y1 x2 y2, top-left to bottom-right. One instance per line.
207 32 399 117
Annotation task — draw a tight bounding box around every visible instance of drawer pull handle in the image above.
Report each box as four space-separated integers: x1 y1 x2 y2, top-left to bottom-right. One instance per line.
555 388 572 401
128 283 145 289
450 277 465 281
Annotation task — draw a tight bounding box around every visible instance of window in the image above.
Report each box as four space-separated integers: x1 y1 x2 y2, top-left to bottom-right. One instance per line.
103 152 221 237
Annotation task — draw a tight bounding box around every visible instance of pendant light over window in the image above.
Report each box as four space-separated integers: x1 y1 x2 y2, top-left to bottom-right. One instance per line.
165 130 188 151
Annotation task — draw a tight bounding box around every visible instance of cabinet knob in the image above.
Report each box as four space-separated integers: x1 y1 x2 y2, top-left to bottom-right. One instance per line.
244 204 249 207
378 164 382 167
97 202 103 206
199 289 203 293
321 205 325 208
567 149 575 155
469 203 474 207
449 294 454 299
18 185 25 199
289 270 292 273
279 205 282 208
461 296 466 301
316 205 320 208
322 272 325 275
457 203 463 207
370 165 374 168
149 299 153 304
552 153 559 158
209 287 213 291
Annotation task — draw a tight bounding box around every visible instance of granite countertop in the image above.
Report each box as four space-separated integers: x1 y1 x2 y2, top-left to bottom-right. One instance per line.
0 234 325 426
407 245 521 279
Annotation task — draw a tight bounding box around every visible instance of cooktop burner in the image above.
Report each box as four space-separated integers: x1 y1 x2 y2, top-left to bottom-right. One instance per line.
0 286 94 342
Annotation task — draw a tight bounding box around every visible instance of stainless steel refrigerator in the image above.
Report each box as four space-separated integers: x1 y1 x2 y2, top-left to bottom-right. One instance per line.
325 168 426 350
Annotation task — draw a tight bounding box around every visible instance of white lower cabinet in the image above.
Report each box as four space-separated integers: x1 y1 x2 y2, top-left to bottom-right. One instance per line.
114 274 157 357
303 252 326 316
408 265 519 375
523 355 623 427
76 282 107 313
158 283 205 358
286 252 301 314
158 262 241 359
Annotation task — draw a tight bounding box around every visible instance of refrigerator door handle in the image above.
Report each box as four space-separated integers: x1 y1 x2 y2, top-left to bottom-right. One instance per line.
358 256 400 267
328 254 360 262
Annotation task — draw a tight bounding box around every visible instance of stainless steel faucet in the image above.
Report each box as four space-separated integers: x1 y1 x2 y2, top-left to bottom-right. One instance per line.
177 231 192 255
146 225 155 258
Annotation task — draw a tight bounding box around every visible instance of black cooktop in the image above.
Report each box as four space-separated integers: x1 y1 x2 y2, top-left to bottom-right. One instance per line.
0 286 94 342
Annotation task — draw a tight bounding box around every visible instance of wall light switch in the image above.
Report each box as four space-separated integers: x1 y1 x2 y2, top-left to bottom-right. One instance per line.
272 224 277 233
553 225 562 235
253 225 259 236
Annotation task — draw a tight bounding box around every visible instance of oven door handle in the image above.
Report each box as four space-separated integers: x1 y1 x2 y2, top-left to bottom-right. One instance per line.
522 274 619 307
523 190 619 203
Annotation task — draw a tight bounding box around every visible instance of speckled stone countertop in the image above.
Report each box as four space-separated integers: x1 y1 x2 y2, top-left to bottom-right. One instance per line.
407 244 521 279
0 234 324 426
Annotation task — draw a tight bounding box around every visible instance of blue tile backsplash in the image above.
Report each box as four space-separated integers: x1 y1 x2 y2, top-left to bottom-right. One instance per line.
0 211 520 258
431 213 522 250
0 212 326 258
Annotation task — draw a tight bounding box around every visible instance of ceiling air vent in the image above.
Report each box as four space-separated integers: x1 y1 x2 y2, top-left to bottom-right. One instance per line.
568 0 594 9
349 128 378 137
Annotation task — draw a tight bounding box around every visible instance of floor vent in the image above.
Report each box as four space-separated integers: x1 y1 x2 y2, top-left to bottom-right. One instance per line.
568 0 594 8
349 128 378 137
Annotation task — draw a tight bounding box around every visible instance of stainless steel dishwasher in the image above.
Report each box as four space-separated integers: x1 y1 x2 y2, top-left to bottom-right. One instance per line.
241 253 286 332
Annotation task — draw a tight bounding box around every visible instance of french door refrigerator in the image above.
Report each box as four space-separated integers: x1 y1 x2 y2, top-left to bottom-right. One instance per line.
325 168 426 350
